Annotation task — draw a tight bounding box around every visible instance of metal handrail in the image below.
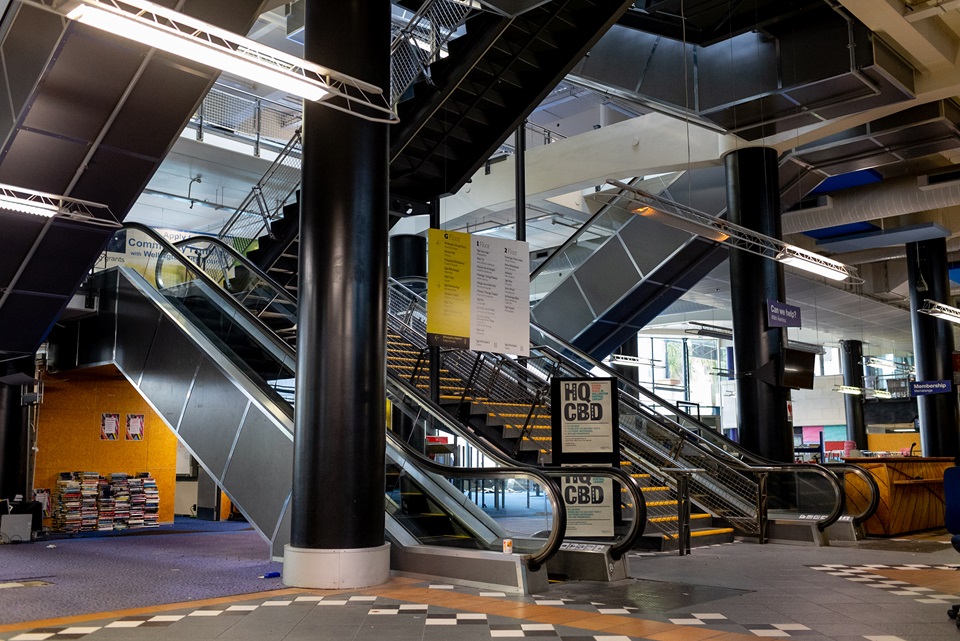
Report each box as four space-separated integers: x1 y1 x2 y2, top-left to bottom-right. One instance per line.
528 320 860 527
119 223 296 366
824 462 881 526
386 431 564 572
388 374 647 560
170 234 299 308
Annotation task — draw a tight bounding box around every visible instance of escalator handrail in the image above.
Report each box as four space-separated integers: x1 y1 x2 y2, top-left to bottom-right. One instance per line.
527 321 855 530
169 234 299 308
121 223 297 363
388 374 647 559
823 462 880 526
386 431 565 572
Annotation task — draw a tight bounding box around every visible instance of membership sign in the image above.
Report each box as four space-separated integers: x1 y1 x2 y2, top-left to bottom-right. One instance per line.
426 228 530 356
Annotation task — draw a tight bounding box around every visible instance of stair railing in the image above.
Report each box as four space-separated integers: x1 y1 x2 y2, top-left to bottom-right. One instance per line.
390 0 477 105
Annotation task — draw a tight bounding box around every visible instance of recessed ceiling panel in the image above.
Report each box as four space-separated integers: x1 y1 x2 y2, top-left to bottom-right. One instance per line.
0 128 90 193
17 219 115 295
68 145 160 219
101 58 213 160
0 211 48 286
21 30 144 142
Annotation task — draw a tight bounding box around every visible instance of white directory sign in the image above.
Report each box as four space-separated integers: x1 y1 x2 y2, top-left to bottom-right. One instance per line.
427 229 530 356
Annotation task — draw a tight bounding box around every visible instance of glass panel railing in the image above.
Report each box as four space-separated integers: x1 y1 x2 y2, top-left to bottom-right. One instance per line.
165 235 299 345
96 224 297 408
529 173 681 302
386 374 646 560
98 227 579 567
387 277 850 535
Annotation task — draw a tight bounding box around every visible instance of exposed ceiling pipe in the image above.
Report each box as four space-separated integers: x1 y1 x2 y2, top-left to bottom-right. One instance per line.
830 236 960 265
781 173 960 235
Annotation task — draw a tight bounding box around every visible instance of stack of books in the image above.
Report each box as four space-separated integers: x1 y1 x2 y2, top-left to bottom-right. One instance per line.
79 472 99 532
140 473 160 527
128 477 145 528
96 477 115 532
110 473 131 531
54 474 81 534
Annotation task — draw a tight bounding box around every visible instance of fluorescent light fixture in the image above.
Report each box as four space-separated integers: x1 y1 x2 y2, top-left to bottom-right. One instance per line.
918 299 960 324
834 385 863 395
633 206 730 242
892 428 916 432
864 357 898 371
872 389 892 399
686 322 733 340
0 182 112 220
64 0 330 101
775 246 849 281
606 180 860 284
0 195 59 217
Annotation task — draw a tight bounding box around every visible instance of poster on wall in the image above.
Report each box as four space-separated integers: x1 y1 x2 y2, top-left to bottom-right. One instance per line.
100 413 120 440
560 473 614 537
126 414 145 441
426 228 530 356
552 378 616 454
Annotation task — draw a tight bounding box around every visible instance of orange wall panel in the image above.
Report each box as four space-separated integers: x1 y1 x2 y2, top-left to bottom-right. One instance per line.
35 365 177 523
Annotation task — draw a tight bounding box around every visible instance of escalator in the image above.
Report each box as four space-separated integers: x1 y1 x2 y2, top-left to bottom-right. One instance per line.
169 230 874 548
50 224 646 590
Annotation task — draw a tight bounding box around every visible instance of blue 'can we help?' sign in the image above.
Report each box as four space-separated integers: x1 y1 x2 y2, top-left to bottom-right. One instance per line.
767 299 801 328
910 380 952 396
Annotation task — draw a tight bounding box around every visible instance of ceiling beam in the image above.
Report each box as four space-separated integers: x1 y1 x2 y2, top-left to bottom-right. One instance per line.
838 0 957 71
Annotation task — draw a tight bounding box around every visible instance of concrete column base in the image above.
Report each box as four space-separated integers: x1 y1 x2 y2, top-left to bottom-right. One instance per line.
282 543 391 589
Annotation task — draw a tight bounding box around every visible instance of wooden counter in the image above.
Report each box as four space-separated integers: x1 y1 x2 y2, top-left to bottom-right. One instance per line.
843 457 954 536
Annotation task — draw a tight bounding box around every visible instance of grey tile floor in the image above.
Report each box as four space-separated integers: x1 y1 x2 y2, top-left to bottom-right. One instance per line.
2 536 959 641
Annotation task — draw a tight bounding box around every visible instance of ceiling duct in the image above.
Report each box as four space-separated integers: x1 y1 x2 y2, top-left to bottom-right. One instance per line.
569 4 914 140
782 170 960 235
831 236 960 266
785 100 960 179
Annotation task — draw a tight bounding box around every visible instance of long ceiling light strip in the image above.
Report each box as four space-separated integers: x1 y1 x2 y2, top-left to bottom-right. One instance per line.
0 182 117 225
45 0 396 123
918 299 960 324
605 179 861 283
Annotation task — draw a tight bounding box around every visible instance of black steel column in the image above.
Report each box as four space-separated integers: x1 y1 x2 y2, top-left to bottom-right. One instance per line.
0 357 30 501
515 122 526 242
428 200 441 405
724 147 792 462
612 334 640 387
839 340 867 449
290 0 388 556
907 238 960 459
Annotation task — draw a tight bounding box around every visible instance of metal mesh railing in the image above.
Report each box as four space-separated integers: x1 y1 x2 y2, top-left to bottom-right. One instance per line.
384 278 766 537
192 86 302 153
217 130 303 252
390 0 475 105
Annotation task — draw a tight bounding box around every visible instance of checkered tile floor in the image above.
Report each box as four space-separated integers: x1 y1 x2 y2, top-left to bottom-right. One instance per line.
810 563 960 604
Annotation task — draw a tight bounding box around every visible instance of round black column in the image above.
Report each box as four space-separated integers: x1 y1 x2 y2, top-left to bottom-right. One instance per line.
724 147 792 462
0 357 31 501
839 340 866 449
284 0 389 587
907 238 960 459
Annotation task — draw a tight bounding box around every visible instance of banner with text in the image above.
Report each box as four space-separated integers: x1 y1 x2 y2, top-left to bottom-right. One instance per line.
560 473 614 537
553 379 616 455
426 229 530 356
910 380 952 396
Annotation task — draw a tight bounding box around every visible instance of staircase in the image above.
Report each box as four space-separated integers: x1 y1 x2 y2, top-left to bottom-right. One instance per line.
383 300 736 550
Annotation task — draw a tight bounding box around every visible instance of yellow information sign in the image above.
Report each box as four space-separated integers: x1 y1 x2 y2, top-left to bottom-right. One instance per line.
426 229 471 348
